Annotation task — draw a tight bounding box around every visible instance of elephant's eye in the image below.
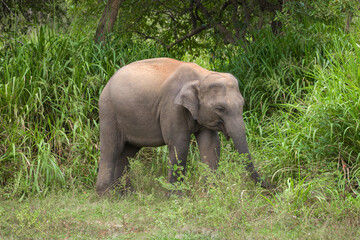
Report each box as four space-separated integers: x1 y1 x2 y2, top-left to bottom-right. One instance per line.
215 106 226 114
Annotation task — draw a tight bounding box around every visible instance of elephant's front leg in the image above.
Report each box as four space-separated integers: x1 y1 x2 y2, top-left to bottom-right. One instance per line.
167 134 191 184
195 129 220 170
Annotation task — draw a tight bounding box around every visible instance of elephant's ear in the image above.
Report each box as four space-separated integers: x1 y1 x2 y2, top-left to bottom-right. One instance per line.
174 81 199 120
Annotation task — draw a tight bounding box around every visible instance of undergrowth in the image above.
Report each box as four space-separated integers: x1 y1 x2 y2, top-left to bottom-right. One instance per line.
0 20 359 213
0 26 169 198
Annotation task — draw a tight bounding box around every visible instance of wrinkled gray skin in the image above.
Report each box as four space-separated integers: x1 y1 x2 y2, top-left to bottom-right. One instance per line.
96 58 271 195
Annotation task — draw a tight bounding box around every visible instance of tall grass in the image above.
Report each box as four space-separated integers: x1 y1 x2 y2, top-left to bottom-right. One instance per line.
0 26 169 197
1 22 359 200
243 34 360 192
213 29 316 111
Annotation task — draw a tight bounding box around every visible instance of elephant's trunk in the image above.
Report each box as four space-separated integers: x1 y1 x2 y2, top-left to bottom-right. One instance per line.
226 117 273 189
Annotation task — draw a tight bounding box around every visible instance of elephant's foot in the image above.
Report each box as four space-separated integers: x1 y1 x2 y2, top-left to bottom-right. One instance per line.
166 189 184 198
260 179 276 190
96 177 132 197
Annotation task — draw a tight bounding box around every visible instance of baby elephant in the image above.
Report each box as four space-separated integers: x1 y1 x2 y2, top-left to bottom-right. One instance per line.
96 58 270 195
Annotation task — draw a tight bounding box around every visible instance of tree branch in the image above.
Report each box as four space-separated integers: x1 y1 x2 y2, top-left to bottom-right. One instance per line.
167 24 209 49
214 23 237 44
257 0 282 12
124 16 143 32
195 1 238 44
229 0 240 38
190 0 197 29
130 31 167 47
195 0 211 19
218 1 231 20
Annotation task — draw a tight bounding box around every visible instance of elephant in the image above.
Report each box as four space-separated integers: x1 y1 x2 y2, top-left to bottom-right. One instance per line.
96 57 272 195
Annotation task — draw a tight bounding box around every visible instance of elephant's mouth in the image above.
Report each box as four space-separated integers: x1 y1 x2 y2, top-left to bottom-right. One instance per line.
220 127 230 141
205 121 230 140
216 122 230 140
223 132 230 140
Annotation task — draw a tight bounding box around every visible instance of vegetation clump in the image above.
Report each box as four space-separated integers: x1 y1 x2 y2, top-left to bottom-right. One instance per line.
0 0 359 238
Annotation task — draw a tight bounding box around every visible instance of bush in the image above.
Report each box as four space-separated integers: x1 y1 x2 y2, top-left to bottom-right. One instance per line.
0 26 169 197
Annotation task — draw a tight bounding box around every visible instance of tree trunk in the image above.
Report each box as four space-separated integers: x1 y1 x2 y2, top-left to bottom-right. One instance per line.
94 0 123 44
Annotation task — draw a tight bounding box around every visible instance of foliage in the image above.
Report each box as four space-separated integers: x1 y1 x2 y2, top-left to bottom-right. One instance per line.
113 0 360 54
0 0 69 35
117 0 281 54
0 26 169 198
0 0 360 238
1 0 360 197
0 164 359 239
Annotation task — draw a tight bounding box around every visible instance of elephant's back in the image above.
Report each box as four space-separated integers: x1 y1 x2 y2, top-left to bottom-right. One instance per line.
109 58 210 87
127 58 184 78
105 58 179 100
105 58 207 99
113 58 184 86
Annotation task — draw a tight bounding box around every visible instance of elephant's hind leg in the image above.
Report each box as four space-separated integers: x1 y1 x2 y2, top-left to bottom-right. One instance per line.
113 143 140 182
96 96 125 195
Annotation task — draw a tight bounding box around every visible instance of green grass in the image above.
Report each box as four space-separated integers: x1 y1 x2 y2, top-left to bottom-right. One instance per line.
1 161 359 239
0 26 170 198
1 21 360 238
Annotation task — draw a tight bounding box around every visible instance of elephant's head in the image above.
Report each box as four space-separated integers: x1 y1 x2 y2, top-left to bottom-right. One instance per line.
175 73 272 188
